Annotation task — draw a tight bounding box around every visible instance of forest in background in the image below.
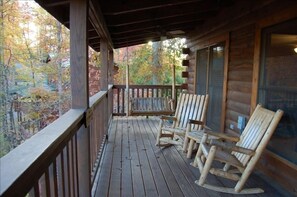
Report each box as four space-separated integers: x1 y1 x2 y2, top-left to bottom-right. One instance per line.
0 1 185 157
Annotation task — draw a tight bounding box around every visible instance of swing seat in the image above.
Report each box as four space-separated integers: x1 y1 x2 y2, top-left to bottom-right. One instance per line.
129 97 175 116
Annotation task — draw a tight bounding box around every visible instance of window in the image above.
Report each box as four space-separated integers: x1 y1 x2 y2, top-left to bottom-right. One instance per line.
259 18 297 165
196 43 225 131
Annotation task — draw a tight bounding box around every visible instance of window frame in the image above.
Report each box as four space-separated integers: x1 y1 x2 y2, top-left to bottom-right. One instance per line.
194 33 229 132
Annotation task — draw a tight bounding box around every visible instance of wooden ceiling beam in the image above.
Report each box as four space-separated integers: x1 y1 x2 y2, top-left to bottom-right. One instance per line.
104 1 219 27
112 33 186 48
88 28 101 40
110 18 203 35
114 36 159 44
111 32 160 41
89 37 100 43
42 1 69 7
89 41 100 45
101 0 204 15
89 0 114 50
106 10 217 27
114 38 162 49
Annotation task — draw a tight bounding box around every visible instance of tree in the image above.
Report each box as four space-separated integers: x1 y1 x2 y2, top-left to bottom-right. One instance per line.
0 1 72 156
114 38 185 86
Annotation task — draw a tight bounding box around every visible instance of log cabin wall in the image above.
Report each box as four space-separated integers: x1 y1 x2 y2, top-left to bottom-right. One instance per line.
226 24 255 135
185 0 297 194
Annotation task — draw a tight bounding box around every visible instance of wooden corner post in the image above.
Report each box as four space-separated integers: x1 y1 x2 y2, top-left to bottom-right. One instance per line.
100 39 109 137
100 39 108 91
70 0 90 195
108 50 114 84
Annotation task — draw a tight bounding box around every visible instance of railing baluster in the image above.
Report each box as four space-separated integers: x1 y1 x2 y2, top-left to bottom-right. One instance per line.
39 174 47 196
60 148 67 197
73 135 79 197
34 181 40 197
116 88 120 114
121 88 125 114
48 163 55 196
137 88 139 98
68 140 74 197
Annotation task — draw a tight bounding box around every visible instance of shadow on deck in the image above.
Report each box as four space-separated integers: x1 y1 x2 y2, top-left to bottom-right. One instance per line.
94 116 292 197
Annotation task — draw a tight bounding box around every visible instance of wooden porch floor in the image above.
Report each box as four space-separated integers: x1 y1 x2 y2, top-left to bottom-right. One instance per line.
94 116 291 197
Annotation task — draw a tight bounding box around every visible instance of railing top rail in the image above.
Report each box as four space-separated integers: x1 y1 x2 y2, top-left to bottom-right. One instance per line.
89 86 113 108
90 91 107 107
113 84 183 88
0 109 85 196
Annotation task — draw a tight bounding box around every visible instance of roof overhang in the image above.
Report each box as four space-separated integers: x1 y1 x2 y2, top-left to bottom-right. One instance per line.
34 0 235 50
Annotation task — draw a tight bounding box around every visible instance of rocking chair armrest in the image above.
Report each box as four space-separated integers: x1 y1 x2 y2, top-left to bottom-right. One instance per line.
204 131 240 142
211 140 255 156
160 115 176 121
188 119 204 125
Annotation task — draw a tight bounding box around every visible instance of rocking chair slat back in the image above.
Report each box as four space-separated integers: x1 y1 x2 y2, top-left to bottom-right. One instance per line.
234 105 277 166
174 93 208 130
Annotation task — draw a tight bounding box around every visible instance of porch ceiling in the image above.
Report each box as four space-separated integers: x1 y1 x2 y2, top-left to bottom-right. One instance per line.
34 0 235 50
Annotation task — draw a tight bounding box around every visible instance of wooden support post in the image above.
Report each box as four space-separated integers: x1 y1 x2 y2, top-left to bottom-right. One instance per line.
100 40 109 139
172 64 176 104
108 50 114 85
70 0 90 195
125 62 129 116
100 39 108 91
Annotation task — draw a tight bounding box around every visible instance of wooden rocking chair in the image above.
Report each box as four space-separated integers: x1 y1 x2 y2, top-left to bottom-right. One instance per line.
192 104 283 194
155 93 209 146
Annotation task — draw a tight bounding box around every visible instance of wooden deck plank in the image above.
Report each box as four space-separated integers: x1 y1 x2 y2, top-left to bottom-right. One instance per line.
143 118 186 196
95 116 290 197
95 118 118 197
108 118 123 196
128 118 146 196
121 117 133 197
137 118 172 196
131 118 159 196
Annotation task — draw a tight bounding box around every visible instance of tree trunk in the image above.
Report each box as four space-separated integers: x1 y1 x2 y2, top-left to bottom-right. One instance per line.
0 0 8 134
56 21 63 117
152 41 162 85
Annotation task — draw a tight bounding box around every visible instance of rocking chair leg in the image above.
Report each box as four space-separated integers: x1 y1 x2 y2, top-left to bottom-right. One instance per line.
192 133 208 168
235 161 256 193
191 141 203 168
194 142 198 150
156 121 164 146
223 163 230 171
182 135 189 152
186 139 195 158
198 146 216 186
156 131 161 146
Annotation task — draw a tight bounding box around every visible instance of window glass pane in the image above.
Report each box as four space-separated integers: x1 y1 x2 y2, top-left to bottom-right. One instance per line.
196 48 208 95
207 44 225 131
196 44 225 132
259 18 297 165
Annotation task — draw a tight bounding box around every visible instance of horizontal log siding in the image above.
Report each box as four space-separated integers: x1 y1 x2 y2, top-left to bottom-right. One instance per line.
226 24 255 134
185 49 195 94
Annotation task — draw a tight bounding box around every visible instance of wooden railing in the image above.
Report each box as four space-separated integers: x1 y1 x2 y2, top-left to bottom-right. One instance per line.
112 85 184 115
0 87 113 196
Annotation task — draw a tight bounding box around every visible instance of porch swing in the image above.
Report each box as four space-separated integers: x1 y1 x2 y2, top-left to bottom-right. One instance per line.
129 64 176 116
126 41 176 116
